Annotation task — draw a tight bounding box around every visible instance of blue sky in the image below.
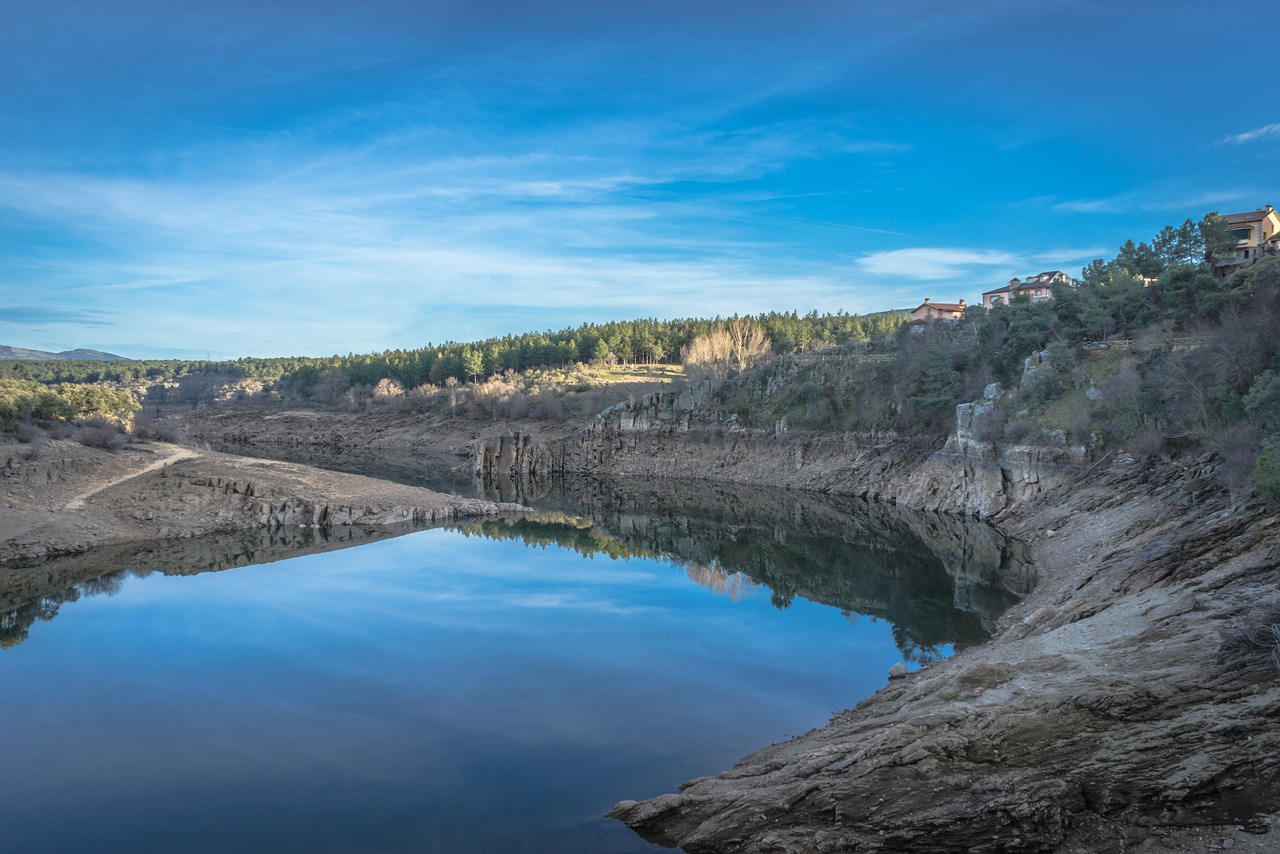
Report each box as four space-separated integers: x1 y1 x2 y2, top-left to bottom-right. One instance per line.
2 0 1277 359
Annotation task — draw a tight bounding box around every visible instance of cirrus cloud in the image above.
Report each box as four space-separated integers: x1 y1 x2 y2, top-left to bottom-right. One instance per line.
856 248 1019 280
1217 123 1280 146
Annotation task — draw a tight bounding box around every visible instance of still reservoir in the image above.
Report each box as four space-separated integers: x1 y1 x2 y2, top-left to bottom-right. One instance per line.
0 483 1029 852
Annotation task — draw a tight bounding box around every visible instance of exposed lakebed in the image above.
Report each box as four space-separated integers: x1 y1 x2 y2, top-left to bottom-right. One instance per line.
0 481 1031 853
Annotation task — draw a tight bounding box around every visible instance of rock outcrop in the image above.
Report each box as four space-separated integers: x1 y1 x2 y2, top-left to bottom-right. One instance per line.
144 467 496 533
475 400 1081 521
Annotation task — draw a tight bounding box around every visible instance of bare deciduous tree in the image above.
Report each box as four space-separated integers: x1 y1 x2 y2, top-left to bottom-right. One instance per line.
682 320 773 380
726 318 771 372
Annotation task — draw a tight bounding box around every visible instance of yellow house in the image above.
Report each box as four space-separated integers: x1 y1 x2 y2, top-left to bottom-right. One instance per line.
1221 205 1280 268
910 298 967 327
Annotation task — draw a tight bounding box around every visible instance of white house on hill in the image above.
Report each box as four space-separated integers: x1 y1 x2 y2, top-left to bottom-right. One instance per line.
982 271 1077 308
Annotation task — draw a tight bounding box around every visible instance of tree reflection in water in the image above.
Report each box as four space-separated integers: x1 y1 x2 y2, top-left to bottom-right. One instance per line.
458 477 1034 662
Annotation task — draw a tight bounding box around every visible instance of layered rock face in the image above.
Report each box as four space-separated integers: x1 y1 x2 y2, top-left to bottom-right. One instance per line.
474 386 1080 521
142 468 486 534
897 382 1086 519
1 453 75 488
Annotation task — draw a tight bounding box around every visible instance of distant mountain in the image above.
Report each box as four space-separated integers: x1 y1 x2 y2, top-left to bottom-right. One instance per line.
0 345 130 361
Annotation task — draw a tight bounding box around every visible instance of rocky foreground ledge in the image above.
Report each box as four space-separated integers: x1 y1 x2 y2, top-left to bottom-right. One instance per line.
610 457 1280 852
1 439 522 564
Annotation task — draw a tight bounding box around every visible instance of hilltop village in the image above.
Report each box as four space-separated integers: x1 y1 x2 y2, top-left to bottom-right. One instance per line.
911 204 1280 328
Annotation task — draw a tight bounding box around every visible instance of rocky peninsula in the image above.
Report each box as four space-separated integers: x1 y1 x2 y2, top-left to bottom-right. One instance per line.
0 437 521 566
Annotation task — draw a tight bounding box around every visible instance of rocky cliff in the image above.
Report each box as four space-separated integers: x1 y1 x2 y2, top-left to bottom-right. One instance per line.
140 464 496 535
473 378 1084 520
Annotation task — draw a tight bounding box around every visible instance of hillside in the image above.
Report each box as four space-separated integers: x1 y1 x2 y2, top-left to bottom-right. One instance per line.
0 345 128 361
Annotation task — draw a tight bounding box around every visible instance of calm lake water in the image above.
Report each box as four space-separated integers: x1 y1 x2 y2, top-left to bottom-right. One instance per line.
0 482 1030 853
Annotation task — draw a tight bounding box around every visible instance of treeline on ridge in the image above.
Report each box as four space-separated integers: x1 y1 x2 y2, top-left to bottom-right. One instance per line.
0 310 906 394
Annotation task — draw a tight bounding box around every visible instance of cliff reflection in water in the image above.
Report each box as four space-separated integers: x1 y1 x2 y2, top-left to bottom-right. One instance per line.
463 477 1034 662
0 525 407 650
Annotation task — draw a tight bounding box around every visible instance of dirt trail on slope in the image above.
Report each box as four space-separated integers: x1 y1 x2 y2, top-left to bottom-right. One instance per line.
2 439 520 565
63 446 199 510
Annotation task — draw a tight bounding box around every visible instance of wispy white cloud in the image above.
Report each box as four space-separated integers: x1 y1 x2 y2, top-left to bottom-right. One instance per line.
0 9 950 357
1052 198 1116 214
856 248 1018 280
0 305 113 326
854 245 1103 305
1217 123 1280 145
1030 247 1110 266
1052 188 1249 215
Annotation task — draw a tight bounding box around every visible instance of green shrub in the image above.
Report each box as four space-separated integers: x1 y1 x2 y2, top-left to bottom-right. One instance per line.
14 420 42 444
0 378 137 427
1253 445 1280 508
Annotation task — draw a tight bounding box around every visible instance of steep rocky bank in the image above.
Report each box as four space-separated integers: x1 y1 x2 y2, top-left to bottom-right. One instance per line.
609 456 1280 851
473 380 1084 520
174 408 577 486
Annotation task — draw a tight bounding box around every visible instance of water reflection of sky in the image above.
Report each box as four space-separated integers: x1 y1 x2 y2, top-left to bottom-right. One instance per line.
1 528 912 853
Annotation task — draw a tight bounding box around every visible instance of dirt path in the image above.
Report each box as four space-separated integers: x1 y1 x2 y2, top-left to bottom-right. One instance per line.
63 446 200 510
